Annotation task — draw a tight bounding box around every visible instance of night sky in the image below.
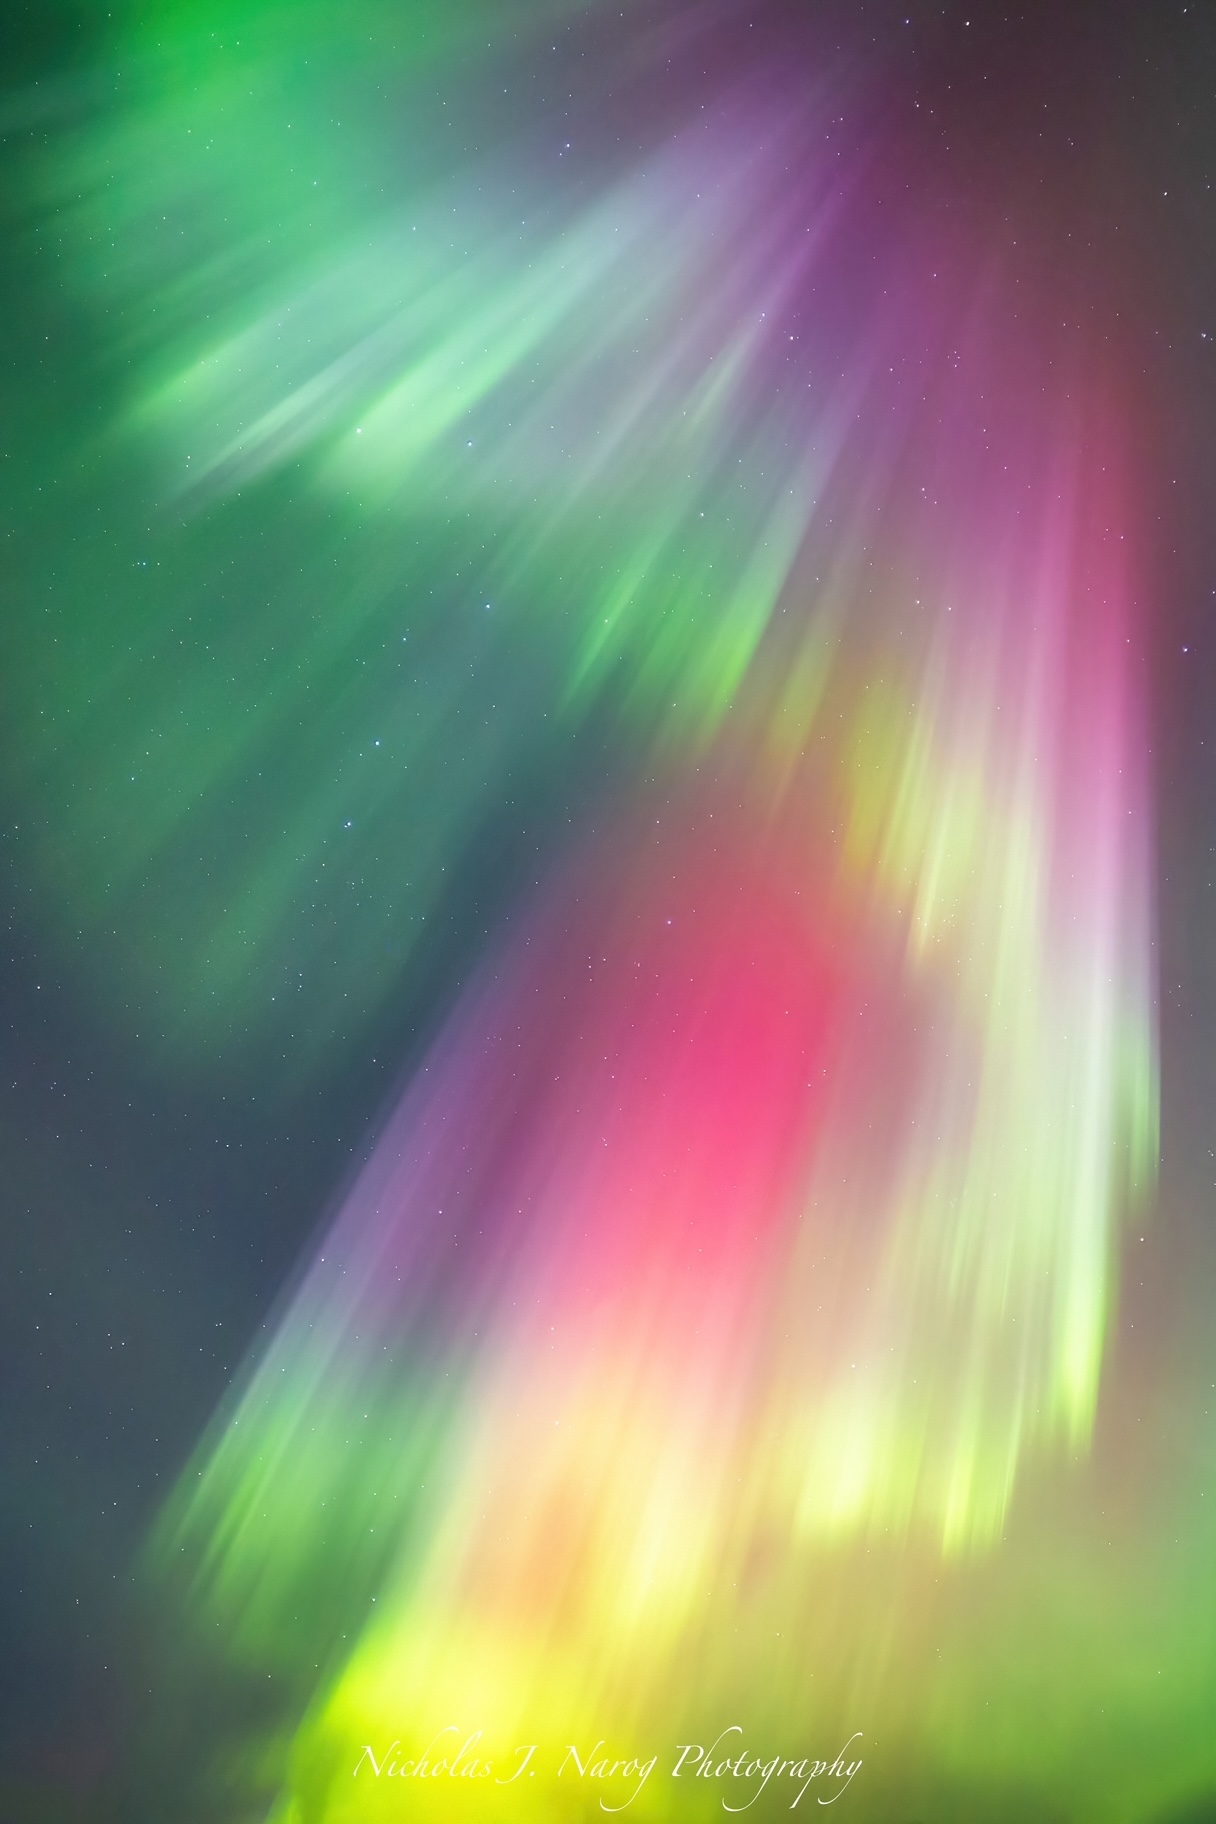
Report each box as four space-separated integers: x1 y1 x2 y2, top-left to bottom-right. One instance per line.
3 4 1216 1821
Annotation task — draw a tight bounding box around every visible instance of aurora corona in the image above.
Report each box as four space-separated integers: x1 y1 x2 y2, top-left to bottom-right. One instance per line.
20 3 1159 1819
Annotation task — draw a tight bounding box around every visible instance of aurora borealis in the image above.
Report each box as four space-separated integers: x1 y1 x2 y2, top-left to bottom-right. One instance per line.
3 4 1216 1822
